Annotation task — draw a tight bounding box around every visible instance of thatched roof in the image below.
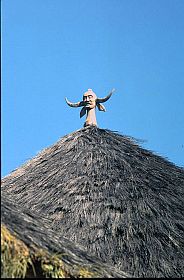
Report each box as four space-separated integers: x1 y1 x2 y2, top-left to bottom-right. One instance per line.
1 194 129 278
2 125 184 277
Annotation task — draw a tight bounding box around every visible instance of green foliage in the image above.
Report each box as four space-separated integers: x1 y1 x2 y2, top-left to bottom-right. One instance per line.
1 225 33 278
34 250 67 278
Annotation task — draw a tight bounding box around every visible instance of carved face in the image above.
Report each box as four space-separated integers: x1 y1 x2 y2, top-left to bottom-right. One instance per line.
83 89 97 109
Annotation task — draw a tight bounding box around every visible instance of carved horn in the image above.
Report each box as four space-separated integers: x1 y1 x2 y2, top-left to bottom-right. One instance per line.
65 97 84 107
96 88 115 104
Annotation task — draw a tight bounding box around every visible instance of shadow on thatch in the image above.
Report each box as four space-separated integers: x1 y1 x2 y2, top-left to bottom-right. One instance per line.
1 195 130 278
1 126 184 277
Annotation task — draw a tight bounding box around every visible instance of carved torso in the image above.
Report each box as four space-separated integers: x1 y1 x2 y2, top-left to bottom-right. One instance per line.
84 108 97 127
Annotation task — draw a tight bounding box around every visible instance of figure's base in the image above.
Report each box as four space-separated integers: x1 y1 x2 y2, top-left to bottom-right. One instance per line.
83 123 97 128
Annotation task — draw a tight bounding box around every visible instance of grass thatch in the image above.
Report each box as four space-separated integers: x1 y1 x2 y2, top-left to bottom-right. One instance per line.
1 195 130 278
2 125 184 277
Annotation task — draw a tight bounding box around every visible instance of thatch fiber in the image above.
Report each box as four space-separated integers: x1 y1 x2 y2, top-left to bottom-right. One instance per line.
1 195 130 278
2 125 184 277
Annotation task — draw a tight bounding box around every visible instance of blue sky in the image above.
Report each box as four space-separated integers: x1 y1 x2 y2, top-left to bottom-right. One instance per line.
2 0 184 177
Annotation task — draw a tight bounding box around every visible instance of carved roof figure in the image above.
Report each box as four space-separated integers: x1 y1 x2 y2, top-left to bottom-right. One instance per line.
65 88 115 127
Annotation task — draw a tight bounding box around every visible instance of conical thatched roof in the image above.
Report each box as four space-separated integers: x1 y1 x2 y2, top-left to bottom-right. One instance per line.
2 125 184 278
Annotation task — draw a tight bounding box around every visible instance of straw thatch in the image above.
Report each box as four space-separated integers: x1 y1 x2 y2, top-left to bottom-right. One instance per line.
1 195 130 278
2 125 184 277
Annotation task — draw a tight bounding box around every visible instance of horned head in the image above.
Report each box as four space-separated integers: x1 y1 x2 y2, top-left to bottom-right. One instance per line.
65 88 115 127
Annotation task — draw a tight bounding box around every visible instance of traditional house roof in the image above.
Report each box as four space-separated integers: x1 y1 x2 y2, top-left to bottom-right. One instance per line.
2 125 184 277
1 194 129 278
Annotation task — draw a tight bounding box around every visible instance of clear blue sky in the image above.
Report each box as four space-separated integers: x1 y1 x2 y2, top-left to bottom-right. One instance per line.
2 0 184 177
